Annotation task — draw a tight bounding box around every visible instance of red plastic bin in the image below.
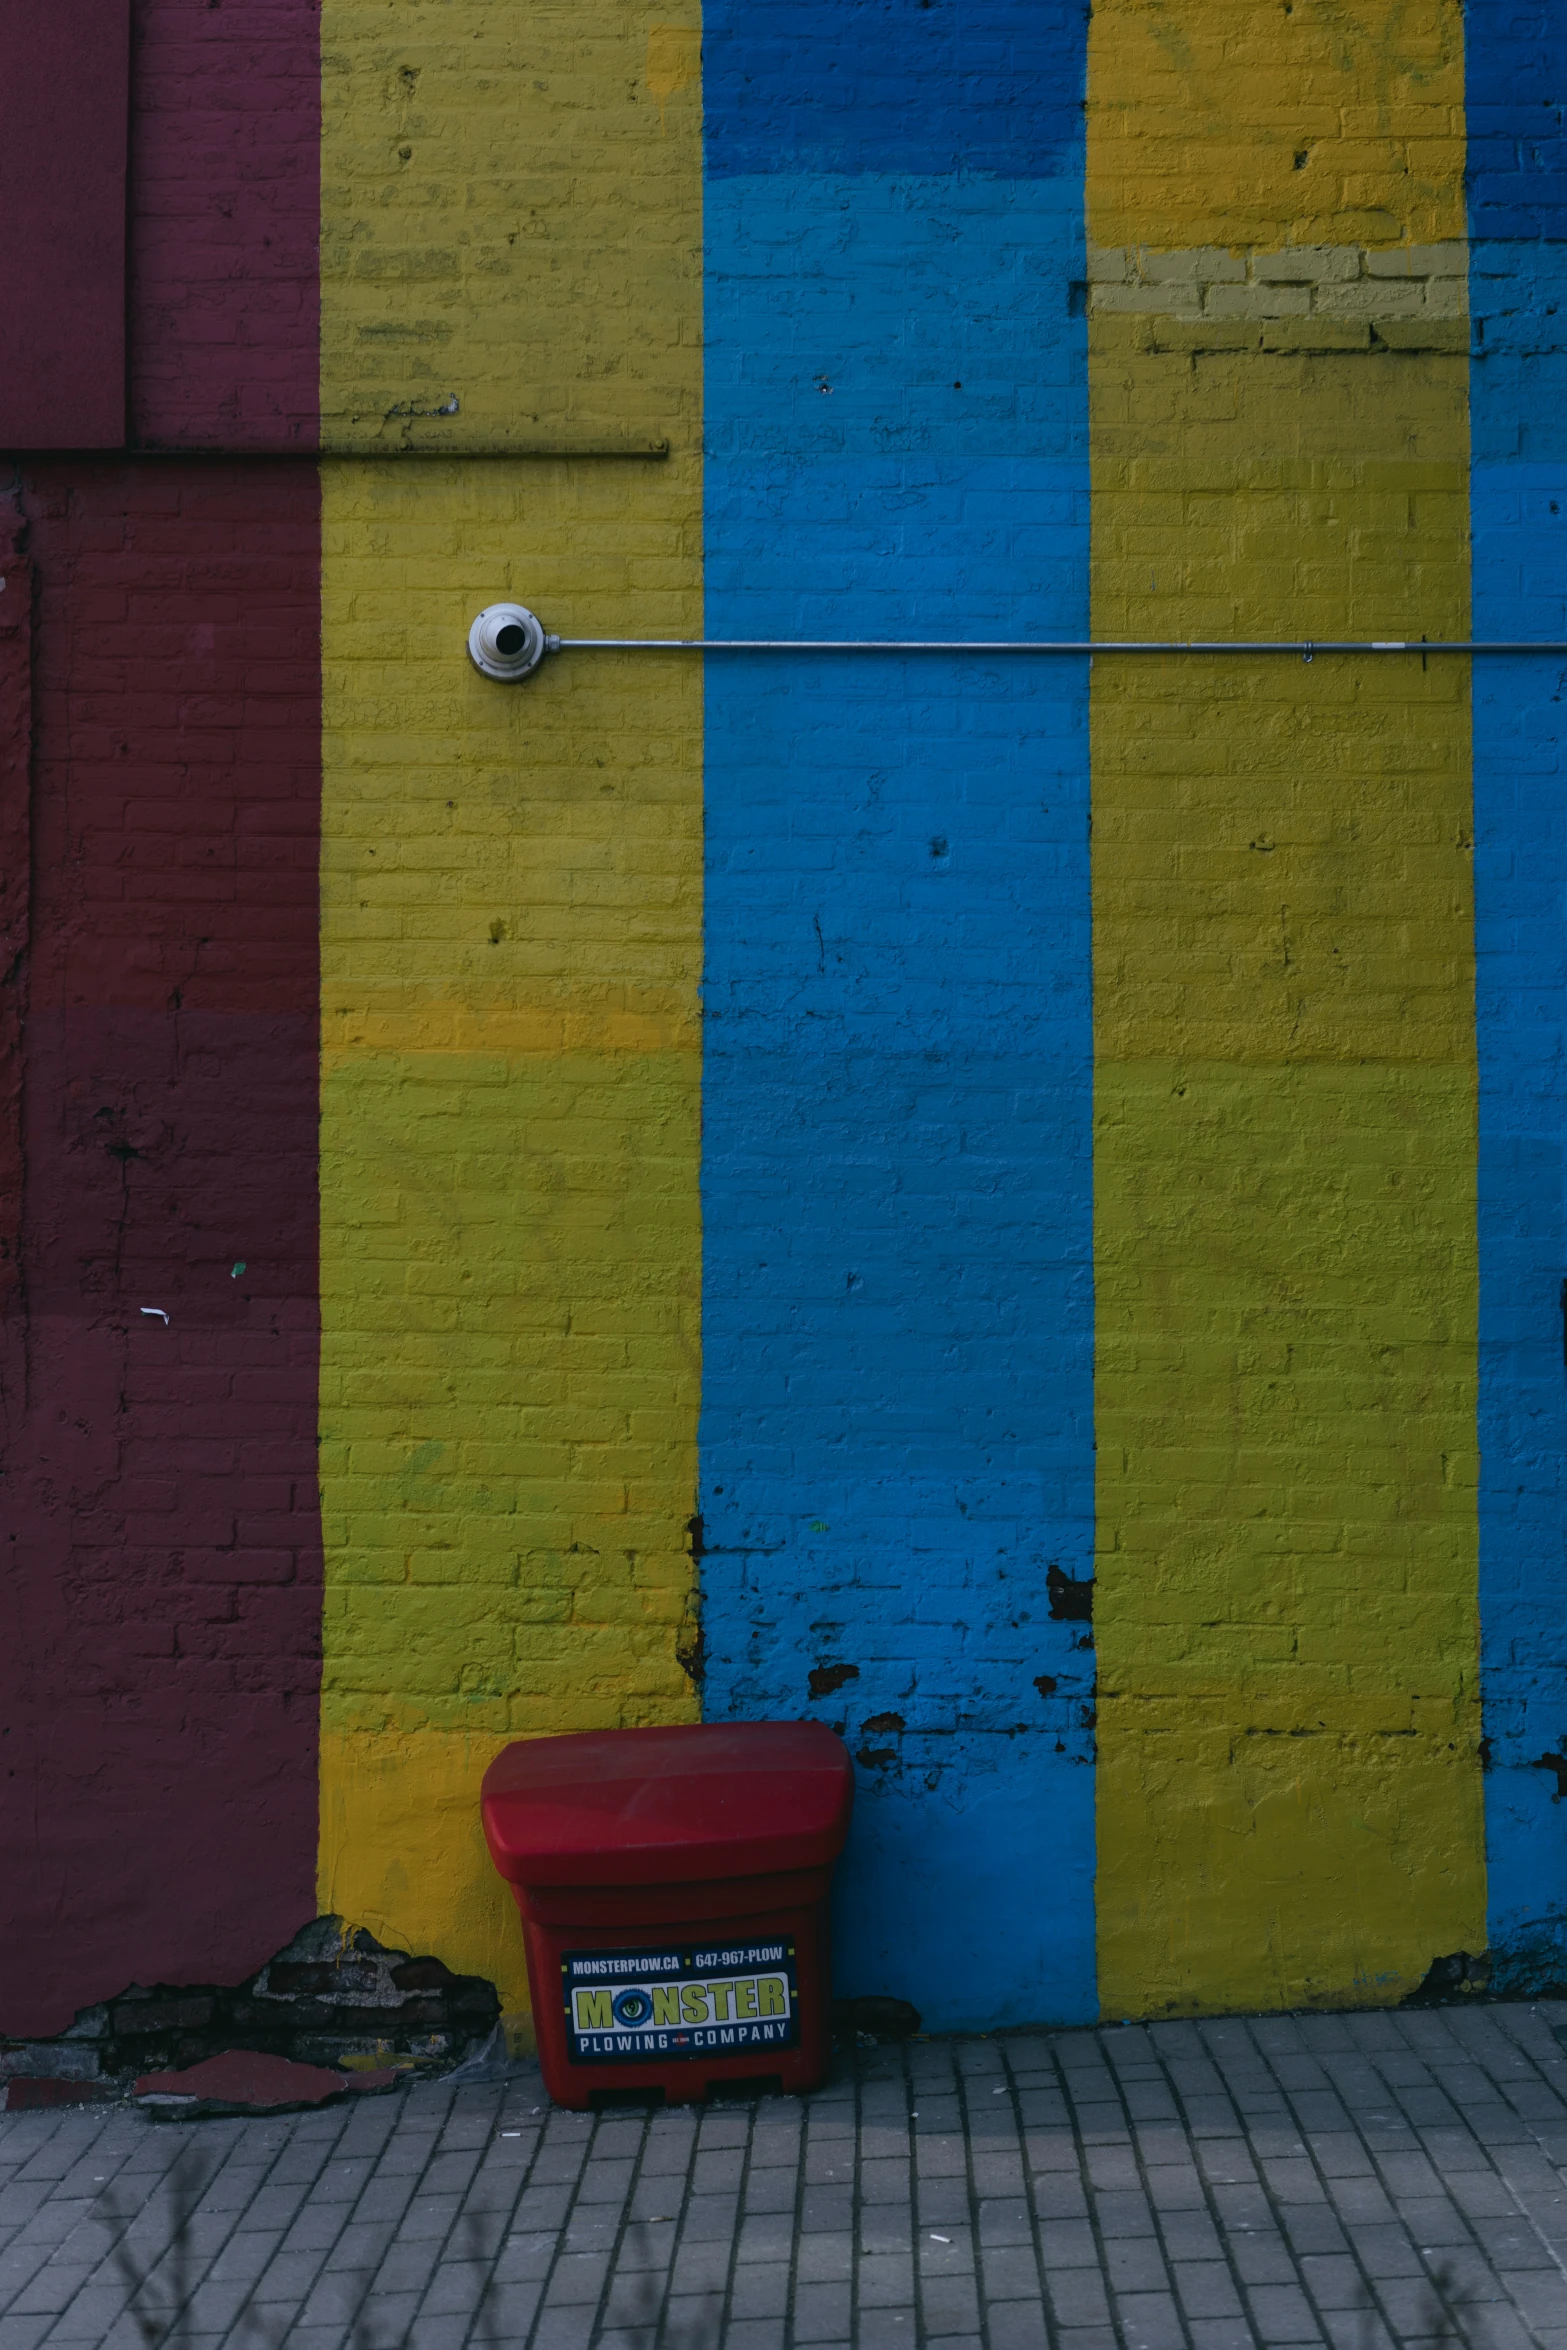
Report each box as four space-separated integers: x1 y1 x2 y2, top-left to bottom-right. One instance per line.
481 1721 853 2110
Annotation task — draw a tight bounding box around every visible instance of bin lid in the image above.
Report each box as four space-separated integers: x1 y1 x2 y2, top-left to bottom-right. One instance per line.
481 1721 853 1888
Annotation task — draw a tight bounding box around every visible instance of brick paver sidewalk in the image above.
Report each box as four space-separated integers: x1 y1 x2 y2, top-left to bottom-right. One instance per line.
6 2003 1567 2349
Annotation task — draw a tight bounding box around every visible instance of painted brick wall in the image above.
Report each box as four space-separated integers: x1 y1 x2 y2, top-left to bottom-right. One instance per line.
8 0 1567 2049
0 535 28 1331
313 0 703 2013
0 465 323 2034
1469 3 1567 1981
700 0 1097 2033
1087 0 1485 2015
0 0 326 2039
129 0 320 450
0 0 129 447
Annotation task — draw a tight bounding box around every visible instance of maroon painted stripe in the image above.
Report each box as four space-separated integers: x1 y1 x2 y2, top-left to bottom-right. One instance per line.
0 0 130 446
130 0 321 449
0 464 322 2034
0 538 29 1320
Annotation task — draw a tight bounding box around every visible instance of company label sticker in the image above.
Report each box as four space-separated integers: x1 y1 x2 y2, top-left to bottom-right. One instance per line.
561 1939 799 2065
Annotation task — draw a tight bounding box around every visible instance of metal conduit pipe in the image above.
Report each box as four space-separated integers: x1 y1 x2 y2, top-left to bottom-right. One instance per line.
556 637 1567 654
465 604 1567 680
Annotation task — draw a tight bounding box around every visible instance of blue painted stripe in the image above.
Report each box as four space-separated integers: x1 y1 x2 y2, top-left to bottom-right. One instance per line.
1468 4 1567 1982
704 0 1088 181
1467 3 1567 242
700 6 1095 2030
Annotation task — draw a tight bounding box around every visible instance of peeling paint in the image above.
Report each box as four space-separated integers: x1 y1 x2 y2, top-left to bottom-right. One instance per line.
1046 1566 1094 1625
808 1663 861 1700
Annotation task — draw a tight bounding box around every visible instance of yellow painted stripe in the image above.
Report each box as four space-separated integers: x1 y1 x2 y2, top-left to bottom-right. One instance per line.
1085 1 1466 255
317 7 703 2011
1087 0 1484 2016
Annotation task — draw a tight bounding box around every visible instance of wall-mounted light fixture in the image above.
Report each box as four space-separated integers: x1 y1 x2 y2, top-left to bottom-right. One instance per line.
467 603 556 681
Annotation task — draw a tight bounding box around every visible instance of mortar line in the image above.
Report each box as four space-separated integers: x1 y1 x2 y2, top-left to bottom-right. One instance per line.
313 2093 458 2350
779 2070 811 2350
170 2116 279 2346
239 2105 338 2340
32 2112 189 2344
714 2091 762 2349
0 2127 58 2319
641 2090 739 2345
620 2107 675 2346
957 2041 1006 2350
1250 2020 1492 2350
1139 2023 1271 2349
912 2039 947 2350
1495 2001 1567 2227
363 2085 512 2350
207 2108 363 2349
512 2100 600 2350
451 2085 554 2350
1221 2018 1391 2350
1239 2024 1405 2350
861 2048 917 2344
312 2096 446 2350
1097 2029 1198 2350
574 2105 658 2348
796 2072 847 2350
850 2048 870 2350
1375 2009 1567 2300
1381 2013 1552 2343
1046 2028 1142 2350
647 2103 703 2342
139 2100 356 2349
875 2040 922 2350
1439 2001 1567 2166
1392 2008 1567 2298
895 2042 926 2350
996 2034 1063 2350
17 2108 145 2327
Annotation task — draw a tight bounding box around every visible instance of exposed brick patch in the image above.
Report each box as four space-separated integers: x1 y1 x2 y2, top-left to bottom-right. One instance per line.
0 1917 499 2093
1087 238 1468 347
